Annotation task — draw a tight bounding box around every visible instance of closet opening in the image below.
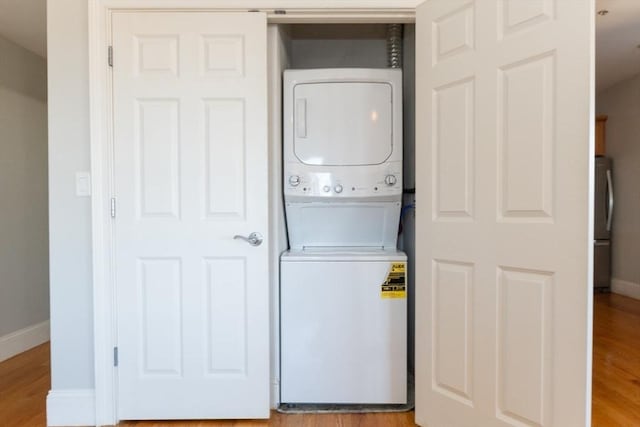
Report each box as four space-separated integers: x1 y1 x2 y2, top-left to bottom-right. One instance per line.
267 22 417 409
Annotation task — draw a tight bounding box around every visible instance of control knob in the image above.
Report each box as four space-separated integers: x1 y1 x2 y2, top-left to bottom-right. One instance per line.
334 184 343 193
385 175 397 186
289 175 300 187
323 185 331 193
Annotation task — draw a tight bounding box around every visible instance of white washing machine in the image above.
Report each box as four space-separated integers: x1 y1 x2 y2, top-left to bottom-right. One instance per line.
280 250 407 404
280 69 407 404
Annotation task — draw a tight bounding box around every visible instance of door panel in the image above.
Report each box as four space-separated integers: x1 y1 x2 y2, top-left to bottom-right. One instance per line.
498 53 554 220
112 12 269 420
432 260 473 403
136 100 180 217
204 100 246 219
415 0 593 426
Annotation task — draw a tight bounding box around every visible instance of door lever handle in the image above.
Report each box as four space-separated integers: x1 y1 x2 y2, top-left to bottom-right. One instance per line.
233 232 263 247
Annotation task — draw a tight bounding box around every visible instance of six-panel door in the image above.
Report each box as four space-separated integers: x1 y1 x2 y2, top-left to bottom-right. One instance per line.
111 12 270 420
415 0 593 426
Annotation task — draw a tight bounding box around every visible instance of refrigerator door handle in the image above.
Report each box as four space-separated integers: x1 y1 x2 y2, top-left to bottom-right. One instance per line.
606 169 614 232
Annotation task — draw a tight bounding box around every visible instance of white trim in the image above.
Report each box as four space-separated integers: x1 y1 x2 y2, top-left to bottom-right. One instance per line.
92 0 420 9
89 2 117 425
611 278 640 300
267 23 289 408
266 11 414 23
0 320 50 363
89 1 417 425
46 389 96 427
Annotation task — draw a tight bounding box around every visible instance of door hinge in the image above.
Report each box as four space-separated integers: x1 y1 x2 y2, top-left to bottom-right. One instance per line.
113 347 119 367
108 46 113 67
110 197 116 218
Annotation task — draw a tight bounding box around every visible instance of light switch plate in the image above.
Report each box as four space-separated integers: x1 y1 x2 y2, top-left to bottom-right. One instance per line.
76 172 92 197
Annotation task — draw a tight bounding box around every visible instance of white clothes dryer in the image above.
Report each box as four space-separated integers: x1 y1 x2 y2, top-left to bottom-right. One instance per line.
282 68 403 250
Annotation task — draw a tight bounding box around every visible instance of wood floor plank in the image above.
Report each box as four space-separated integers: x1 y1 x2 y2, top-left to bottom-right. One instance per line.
2 293 639 426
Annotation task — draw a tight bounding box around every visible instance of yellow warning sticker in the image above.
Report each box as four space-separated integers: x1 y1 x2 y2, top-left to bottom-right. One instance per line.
381 262 407 299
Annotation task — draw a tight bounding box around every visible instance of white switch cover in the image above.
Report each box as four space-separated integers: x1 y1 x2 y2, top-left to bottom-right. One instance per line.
76 172 91 197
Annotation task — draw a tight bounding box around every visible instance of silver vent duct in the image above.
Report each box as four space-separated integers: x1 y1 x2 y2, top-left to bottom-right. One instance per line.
387 24 403 69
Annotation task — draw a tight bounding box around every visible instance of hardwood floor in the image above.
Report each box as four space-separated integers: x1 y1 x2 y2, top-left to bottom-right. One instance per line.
592 293 640 426
0 342 49 427
118 412 416 427
1 293 639 426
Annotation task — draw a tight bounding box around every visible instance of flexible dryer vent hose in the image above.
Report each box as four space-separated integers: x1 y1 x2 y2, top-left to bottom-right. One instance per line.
387 24 403 69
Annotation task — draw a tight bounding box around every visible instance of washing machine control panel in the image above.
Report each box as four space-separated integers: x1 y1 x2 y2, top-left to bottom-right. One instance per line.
284 164 402 198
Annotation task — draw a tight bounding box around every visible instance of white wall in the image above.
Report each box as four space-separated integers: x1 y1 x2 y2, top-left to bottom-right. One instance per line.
0 35 50 360
289 24 388 69
47 0 94 389
597 74 640 295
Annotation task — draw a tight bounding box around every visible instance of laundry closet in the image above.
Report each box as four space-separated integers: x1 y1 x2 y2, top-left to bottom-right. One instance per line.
87 3 593 426
266 23 417 408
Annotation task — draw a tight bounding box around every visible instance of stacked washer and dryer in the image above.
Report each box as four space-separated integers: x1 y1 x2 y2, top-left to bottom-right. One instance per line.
280 68 407 405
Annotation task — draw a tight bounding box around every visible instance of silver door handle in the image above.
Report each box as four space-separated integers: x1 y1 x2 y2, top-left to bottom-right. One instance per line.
606 169 614 232
233 232 263 246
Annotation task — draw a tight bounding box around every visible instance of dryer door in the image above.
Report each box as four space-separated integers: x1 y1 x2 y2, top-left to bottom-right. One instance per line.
293 82 393 166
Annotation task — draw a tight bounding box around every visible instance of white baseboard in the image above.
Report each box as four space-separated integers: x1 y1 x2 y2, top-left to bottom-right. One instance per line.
611 278 640 300
0 320 50 362
46 389 95 427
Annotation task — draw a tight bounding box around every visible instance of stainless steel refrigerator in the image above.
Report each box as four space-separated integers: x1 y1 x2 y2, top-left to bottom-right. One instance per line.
594 157 614 290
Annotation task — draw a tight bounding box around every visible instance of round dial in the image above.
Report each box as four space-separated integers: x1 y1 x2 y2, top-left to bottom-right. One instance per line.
289 175 300 187
385 175 397 186
334 184 343 193
323 185 331 193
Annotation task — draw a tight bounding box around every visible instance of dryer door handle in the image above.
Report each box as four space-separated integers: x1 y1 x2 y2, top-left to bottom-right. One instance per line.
296 98 307 138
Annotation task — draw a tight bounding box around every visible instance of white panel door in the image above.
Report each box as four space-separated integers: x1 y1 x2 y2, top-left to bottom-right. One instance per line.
111 12 269 420
415 0 593 426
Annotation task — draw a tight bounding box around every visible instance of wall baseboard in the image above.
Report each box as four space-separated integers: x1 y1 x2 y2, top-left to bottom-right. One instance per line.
611 278 640 300
0 320 50 363
46 389 95 427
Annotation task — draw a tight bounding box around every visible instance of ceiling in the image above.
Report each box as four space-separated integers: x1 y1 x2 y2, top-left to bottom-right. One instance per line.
596 0 640 92
0 1 637 91
0 0 46 58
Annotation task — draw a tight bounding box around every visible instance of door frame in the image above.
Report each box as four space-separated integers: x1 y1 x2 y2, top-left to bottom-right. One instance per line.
88 1 418 425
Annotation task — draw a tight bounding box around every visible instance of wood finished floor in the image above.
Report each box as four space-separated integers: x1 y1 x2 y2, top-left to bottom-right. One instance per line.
0 342 49 426
591 293 640 426
1 293 639 426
